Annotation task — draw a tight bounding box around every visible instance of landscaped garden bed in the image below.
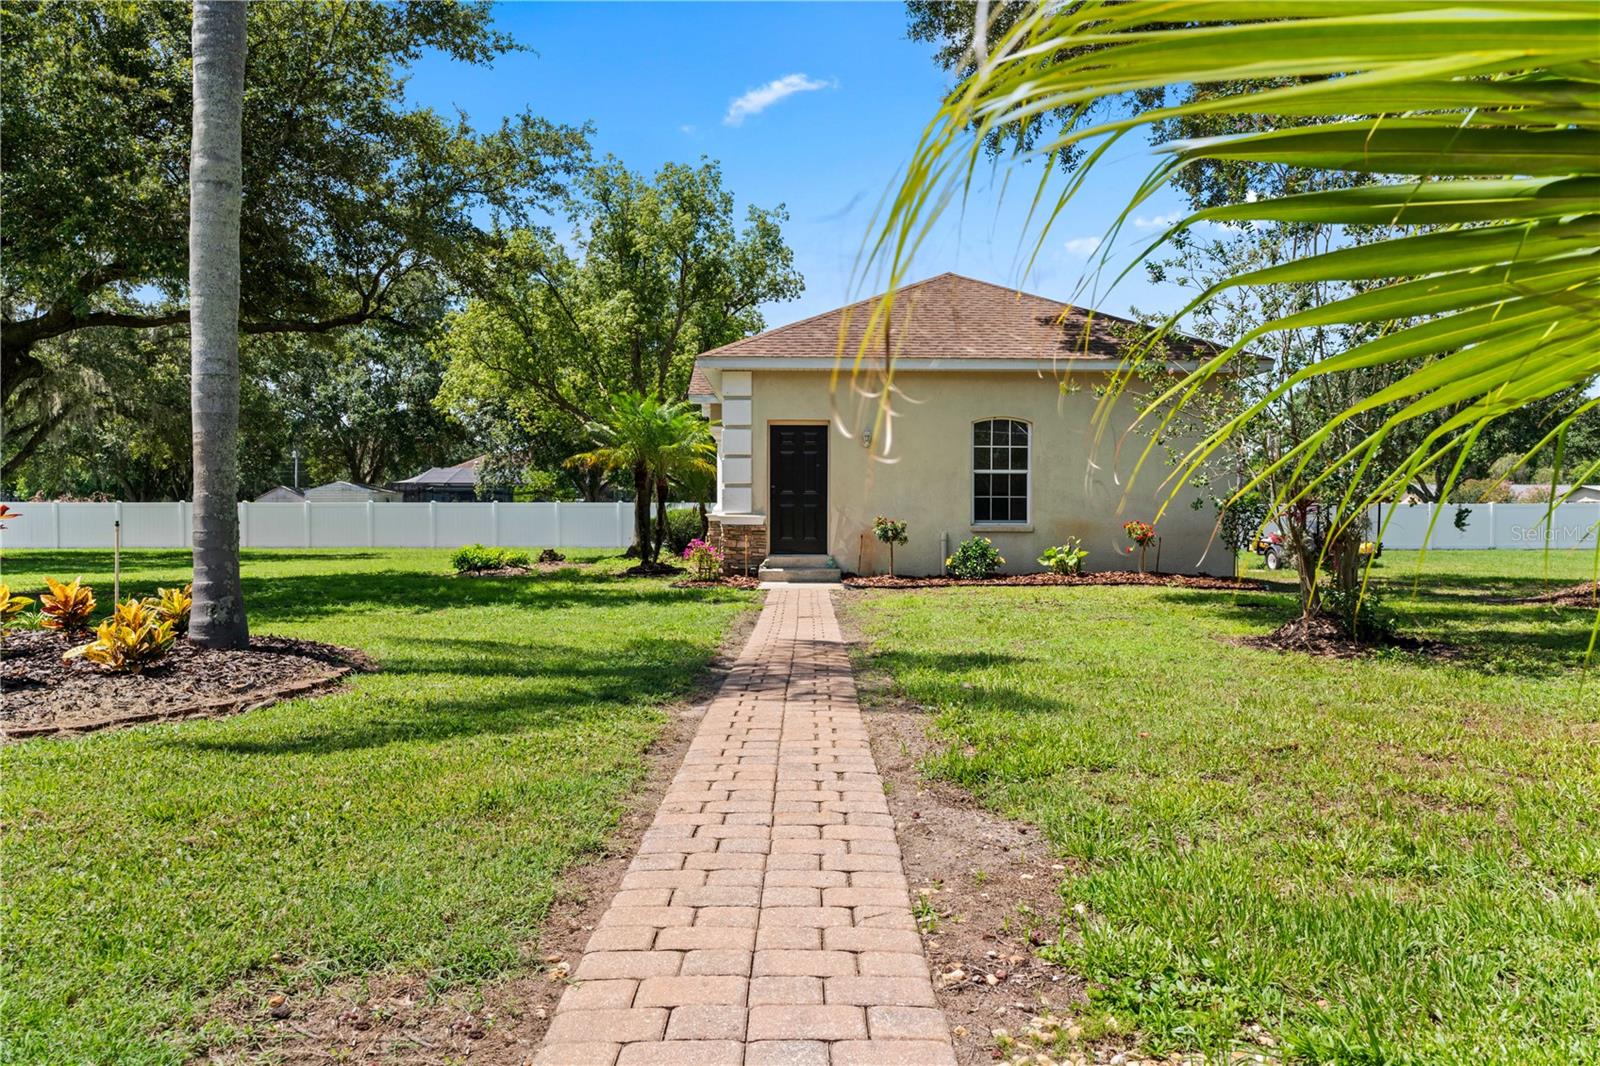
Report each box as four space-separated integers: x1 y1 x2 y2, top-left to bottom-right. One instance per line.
451 544 582 577
843 569 1265 591
2 631 371 740
1237 610 1457 660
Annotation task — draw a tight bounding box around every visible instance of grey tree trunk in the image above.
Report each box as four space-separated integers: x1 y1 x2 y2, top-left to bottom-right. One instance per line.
188 0 249 648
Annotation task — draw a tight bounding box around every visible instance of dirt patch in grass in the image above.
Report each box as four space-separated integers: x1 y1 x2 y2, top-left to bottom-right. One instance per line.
1510 580 1599 609
1 632 372 741
845 570 1265 592
841 616 1109 1065
200 601 762 1065
1238 612 1457 661
671 574 761 590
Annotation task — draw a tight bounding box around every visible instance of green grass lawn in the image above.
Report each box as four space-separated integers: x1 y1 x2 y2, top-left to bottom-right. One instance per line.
848 550 1599 1066
0 548 756 1065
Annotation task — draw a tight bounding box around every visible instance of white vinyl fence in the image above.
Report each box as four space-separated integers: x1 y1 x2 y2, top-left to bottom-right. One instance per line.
0 500 668 551
1370 502 1600 550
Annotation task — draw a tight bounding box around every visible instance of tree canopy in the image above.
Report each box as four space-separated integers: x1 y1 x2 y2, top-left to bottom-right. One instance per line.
441 158 801 426
1 0 586 473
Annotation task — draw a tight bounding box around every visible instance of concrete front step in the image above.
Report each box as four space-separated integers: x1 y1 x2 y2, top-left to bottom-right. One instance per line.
758 554 842 583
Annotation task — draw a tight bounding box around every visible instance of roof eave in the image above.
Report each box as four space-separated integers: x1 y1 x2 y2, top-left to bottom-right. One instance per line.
696 355 1274 375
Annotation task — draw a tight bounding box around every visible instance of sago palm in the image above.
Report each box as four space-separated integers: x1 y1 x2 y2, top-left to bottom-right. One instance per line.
868 1 1600 557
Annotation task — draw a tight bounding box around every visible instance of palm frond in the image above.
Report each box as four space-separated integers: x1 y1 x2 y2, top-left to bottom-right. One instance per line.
865 0 1600 539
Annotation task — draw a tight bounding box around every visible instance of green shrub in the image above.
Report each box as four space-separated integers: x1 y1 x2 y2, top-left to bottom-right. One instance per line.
1038 538 1089 575
665 507 704 556
1318 581 1398 642
451 544 530 573
946 536 1003 579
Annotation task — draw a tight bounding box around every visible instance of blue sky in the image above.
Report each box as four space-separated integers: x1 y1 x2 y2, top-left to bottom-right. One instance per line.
406 2 1196 329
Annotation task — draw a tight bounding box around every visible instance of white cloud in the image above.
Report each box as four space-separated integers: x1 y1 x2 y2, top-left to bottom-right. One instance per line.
724 73 834 126
679 124 697 136
1132 211 1183 230
1063 236 1103 257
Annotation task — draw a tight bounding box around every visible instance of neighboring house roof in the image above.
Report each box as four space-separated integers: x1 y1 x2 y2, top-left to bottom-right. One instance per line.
696 272 1218 369
392 456 484 488
255 485 305 502
303 480 400 499
1510 483 1600 500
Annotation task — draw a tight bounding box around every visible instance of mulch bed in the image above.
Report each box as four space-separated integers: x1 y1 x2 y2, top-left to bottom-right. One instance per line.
456 561 587 578
670 574 761 590
1512 581 1599 609
844 570 1266 592
1238 612 1456 661
1 631 373 740
620 561 686 577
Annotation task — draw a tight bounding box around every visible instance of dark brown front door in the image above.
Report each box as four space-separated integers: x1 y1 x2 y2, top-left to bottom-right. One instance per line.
769 425 827 554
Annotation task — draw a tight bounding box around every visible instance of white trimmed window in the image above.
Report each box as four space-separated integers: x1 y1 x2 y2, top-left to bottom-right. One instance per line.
973 418 1029 524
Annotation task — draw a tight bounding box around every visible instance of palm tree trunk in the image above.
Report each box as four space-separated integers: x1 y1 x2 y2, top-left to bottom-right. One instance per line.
188 0 249 649
632 461 652 561
654 476 670 564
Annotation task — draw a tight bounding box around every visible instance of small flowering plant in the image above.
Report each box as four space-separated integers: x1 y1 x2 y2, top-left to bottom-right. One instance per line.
1122 520 1157 546
1123 520 1157 573
682 537 724 580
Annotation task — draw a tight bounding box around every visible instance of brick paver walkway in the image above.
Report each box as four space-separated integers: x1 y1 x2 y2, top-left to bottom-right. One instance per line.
535 586 955 1066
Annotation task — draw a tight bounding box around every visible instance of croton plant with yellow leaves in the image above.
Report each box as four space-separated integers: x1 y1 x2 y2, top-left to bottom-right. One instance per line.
63 598 176 674
39 576 96 632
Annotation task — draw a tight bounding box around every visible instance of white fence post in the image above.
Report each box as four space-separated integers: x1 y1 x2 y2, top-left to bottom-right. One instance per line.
366 500 375 547
616 500 630 549
238 501 249 548
52 501 61 549
491 500 500 546
428 500 437 548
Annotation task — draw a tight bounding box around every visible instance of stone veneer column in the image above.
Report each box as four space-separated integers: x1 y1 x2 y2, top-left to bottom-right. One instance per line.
708 518 769 577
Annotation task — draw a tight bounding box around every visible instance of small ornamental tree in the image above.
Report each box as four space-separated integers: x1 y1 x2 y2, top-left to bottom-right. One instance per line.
872 516 909 577
1123 520 1158 574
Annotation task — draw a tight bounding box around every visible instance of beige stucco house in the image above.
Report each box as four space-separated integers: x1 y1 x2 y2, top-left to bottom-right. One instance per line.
690 273 1238 579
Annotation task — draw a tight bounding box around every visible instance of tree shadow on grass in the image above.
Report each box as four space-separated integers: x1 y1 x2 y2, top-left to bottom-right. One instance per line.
169 635 714 756
237 568 746 622
1154 587 1595 674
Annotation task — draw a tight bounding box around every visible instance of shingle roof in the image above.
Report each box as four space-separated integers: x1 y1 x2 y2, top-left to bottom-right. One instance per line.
393 456 483 487
697 273 1212 364
688 366 714 398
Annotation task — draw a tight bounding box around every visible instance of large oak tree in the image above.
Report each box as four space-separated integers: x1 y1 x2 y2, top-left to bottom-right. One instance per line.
1 0 586 477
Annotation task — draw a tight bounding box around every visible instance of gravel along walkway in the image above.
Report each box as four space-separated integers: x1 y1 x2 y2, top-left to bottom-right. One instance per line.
535 585 955 1066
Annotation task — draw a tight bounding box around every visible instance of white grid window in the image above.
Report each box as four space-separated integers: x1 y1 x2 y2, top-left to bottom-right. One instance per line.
973 419 1029 524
